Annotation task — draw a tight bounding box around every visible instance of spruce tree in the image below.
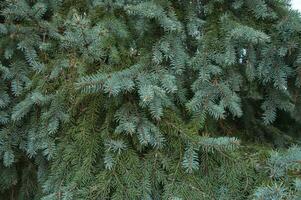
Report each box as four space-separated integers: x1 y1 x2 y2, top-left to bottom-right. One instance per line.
0 0 300 199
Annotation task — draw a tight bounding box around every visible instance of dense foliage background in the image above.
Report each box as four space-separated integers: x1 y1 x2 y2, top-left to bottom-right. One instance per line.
0 0 301 199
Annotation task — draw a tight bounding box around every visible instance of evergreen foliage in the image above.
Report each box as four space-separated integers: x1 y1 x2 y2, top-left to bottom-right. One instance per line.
0 0 300 199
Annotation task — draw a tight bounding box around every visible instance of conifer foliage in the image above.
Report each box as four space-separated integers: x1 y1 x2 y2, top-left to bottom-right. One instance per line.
0 0 301 199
